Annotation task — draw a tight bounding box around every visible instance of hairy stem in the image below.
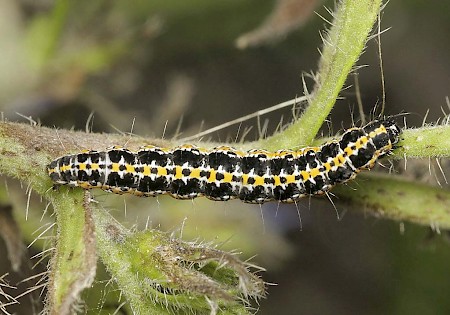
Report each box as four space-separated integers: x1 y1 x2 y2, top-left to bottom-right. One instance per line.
93 198 264 314
392 126 450 158
259 0 383 150
333 173 450 230
1 121 450 231
45 190 96 315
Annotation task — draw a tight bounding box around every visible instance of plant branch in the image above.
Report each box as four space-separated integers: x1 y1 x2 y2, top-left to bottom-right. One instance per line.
1 0 447 313
392 125 450 158
92 196 264 314
258 0 384 150
1 120 450 231
45 190 96 315
333 173 450 230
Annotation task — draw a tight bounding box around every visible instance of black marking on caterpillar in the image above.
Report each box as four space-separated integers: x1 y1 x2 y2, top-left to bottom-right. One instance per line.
47 120 401 204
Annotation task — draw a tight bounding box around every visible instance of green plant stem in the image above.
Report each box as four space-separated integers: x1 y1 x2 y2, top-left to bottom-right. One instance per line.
392 125 450 158
92 205 169 315
333 173 450 229
1 121 450 230
46 190 96 314
93 201 261 314
0 2 448 312
1 121 450 312
258 0 383 150
0 124 96 314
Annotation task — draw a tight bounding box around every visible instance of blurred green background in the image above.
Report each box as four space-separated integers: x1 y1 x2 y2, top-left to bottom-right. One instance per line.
0 0 449 314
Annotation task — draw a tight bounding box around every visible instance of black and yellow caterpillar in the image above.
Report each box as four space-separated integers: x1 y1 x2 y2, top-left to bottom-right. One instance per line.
47 120 401 204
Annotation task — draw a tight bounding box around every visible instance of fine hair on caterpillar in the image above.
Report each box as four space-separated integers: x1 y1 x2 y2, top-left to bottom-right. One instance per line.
48 119 401 204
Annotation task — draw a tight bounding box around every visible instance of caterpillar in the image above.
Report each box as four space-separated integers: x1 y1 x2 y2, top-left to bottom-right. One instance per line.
47 120 401 204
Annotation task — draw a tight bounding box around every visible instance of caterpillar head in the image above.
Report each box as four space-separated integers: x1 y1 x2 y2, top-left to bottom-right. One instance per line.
383 120 401 145
362 119 401 157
